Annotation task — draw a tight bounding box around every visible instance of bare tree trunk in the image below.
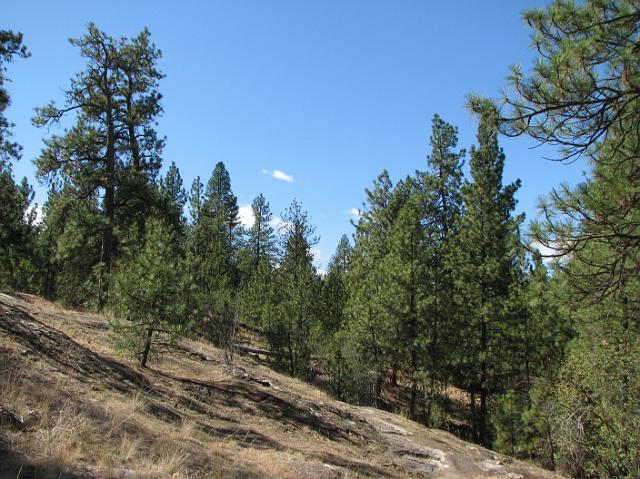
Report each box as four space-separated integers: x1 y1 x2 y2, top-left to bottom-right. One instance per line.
287 329 295 375
140 327 153 368
410 350 418 420
222 310 237 364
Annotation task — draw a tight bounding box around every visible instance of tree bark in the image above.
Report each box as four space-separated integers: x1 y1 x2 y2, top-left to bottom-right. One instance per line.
140 327 153 368
479 316 489 446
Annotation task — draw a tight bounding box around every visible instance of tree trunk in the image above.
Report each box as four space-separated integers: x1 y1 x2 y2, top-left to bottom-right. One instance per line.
469 391 477 442
287 329 295 376
140 327 153 368
479 316 489 446
410 369 418 419
391 362 399 387
409 279 418 420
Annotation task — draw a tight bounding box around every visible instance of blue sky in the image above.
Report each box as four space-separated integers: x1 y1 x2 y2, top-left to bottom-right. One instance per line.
5 1 587 269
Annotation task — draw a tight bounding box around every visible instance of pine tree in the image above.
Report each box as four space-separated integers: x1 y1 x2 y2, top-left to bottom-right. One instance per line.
473 0 640 317
491 255 572 463
243 193 277 273
322 234 351 334
0 175 37 291
473 0 640 164
188 162 239 345
345 171 397 405
0 30 29 164
33 24 164 308
114 27 165 242
527 129 640 474
0 31 36 291
38 185 103 306
382 178 431 419
158 161 187 242
204 161 240 245
188 176 205 228
323 234 369 402
237 256 274 332
423 114 465 236
449 114 523 446
267 199 320 377
112 218 192 367
417 114 466 423
474 2 640 472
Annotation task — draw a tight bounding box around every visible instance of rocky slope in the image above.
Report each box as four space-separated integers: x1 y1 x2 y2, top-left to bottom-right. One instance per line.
0 293 563 478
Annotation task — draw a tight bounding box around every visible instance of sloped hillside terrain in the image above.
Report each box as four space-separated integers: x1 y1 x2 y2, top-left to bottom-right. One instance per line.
0 293 563 479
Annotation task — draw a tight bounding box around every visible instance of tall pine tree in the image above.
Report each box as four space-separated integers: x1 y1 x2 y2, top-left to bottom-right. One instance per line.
449 114 522 446
33 24 165 308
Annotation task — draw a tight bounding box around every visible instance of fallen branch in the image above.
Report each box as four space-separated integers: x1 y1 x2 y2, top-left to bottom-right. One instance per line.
233 344 281 357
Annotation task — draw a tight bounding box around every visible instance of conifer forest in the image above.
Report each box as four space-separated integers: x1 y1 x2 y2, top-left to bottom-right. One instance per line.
2 1 640 478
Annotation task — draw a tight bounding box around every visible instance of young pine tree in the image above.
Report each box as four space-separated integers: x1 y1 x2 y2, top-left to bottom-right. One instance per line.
268 200 320 378
322 234 351 334
236 194 279 335
112 218 192 367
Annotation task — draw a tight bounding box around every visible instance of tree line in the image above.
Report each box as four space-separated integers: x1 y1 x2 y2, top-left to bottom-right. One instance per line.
1 1 639 477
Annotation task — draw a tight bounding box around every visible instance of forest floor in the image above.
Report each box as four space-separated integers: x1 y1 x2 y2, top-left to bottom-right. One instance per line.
0 292 564 478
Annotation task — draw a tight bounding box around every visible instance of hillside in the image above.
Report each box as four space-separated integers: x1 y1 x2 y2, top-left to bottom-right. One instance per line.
0 293 563 479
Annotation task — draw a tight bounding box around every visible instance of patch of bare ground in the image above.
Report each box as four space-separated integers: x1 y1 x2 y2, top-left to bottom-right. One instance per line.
0 293 564 478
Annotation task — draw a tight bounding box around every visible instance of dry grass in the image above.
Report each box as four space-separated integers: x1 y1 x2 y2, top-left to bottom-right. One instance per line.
136 441 188 477
1 333 264 478
1 345 86 475
103 391 144 434
35 402 87 469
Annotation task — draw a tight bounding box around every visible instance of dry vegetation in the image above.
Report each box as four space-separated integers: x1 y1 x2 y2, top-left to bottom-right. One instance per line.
0 293 563 478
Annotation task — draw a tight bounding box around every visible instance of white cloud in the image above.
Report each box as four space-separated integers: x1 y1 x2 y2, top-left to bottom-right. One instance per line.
531 241 556 258
349 207 361 219
26 204 43 225
273 170 294 182
530 240 570 264
270 216 292 231
317 268 327 277
262 168 294 183
311 247 322 261
238 205 254 228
